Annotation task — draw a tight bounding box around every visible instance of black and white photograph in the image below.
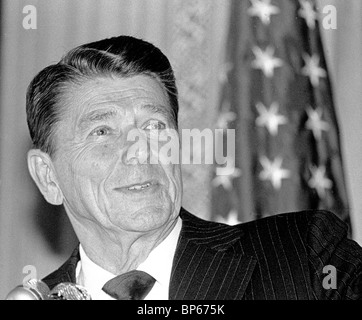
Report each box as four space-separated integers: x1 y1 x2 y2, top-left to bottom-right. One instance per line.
0 0 361 302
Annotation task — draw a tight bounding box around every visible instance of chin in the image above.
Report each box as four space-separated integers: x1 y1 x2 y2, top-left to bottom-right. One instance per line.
112 204 176 233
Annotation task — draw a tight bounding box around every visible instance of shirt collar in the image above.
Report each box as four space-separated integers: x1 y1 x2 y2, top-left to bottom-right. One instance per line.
136 217 182 286
76 217 182 298
77 244 116 299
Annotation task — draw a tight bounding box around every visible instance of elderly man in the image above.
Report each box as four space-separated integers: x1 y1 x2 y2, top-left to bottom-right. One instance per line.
25 35 361 300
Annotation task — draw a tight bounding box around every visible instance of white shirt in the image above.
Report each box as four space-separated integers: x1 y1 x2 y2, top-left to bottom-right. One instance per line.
75 218 182 300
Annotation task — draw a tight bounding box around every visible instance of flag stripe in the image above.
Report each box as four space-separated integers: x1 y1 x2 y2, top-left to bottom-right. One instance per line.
211 0 350 234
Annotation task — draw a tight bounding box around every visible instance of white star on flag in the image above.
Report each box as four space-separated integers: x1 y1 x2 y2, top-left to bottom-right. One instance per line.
216 104 237 129
301 53 326 87
251 46 283 78
308 165 333 198
212 160 242 191
216 209 242 226
305 106 330 141
247 0 280 25
298 0 318 30
255 102 287 136
259 156 290 190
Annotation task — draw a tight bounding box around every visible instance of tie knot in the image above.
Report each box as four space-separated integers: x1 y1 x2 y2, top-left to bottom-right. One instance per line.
102 270 156 300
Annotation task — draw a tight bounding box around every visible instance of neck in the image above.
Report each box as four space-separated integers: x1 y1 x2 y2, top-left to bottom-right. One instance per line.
69 215 178 275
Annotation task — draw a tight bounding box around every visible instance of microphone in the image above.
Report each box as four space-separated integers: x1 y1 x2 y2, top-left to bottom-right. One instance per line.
49 282 92 300
5 280 92 300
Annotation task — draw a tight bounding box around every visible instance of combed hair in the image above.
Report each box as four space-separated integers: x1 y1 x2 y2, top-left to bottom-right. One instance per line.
26 35 179 157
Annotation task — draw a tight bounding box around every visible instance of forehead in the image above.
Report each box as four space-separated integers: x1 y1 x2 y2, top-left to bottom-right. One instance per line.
61 75 171 125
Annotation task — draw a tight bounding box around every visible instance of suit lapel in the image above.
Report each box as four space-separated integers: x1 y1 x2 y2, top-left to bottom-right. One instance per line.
42 246 80 289
169 209 257 300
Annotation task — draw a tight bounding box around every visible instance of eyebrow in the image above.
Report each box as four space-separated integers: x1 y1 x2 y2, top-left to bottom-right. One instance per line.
77 104 174 130
78 109 118 130
140 104 173 122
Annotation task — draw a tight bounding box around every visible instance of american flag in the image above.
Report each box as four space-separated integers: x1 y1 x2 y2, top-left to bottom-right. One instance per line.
211 0 351 233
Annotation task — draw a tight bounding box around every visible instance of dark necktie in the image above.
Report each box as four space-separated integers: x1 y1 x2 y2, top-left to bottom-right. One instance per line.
102 270 156 300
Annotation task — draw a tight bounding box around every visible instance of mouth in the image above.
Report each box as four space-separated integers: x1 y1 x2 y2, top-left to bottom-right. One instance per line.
127 181 153 191
115 180 159 193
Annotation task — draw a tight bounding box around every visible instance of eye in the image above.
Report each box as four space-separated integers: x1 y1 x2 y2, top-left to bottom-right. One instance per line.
90 126 111 136
144 120 166 130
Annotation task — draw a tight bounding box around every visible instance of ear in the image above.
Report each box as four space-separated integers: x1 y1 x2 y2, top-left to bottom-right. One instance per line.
27 149 64 205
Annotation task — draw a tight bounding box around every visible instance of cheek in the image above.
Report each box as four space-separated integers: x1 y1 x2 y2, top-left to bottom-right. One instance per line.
90 144 118 171
69 143 119 180
163 164 182 191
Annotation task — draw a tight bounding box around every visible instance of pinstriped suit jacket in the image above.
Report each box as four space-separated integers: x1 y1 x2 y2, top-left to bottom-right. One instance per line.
43 208 362 300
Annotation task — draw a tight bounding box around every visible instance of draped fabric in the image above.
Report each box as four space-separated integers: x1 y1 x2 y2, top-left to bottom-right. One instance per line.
0 0 361 299
211 0 350 231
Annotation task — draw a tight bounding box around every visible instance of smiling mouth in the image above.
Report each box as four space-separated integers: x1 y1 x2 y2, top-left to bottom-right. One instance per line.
116 180 158 193
127 182 152 191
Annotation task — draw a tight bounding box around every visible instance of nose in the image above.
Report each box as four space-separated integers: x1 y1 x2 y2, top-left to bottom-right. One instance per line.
121 128 150 165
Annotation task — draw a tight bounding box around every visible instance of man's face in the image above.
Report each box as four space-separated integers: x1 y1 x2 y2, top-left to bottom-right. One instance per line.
51 75 182 234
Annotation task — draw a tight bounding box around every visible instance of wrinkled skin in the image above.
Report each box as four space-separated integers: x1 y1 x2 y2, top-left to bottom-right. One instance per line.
50 75 182 272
